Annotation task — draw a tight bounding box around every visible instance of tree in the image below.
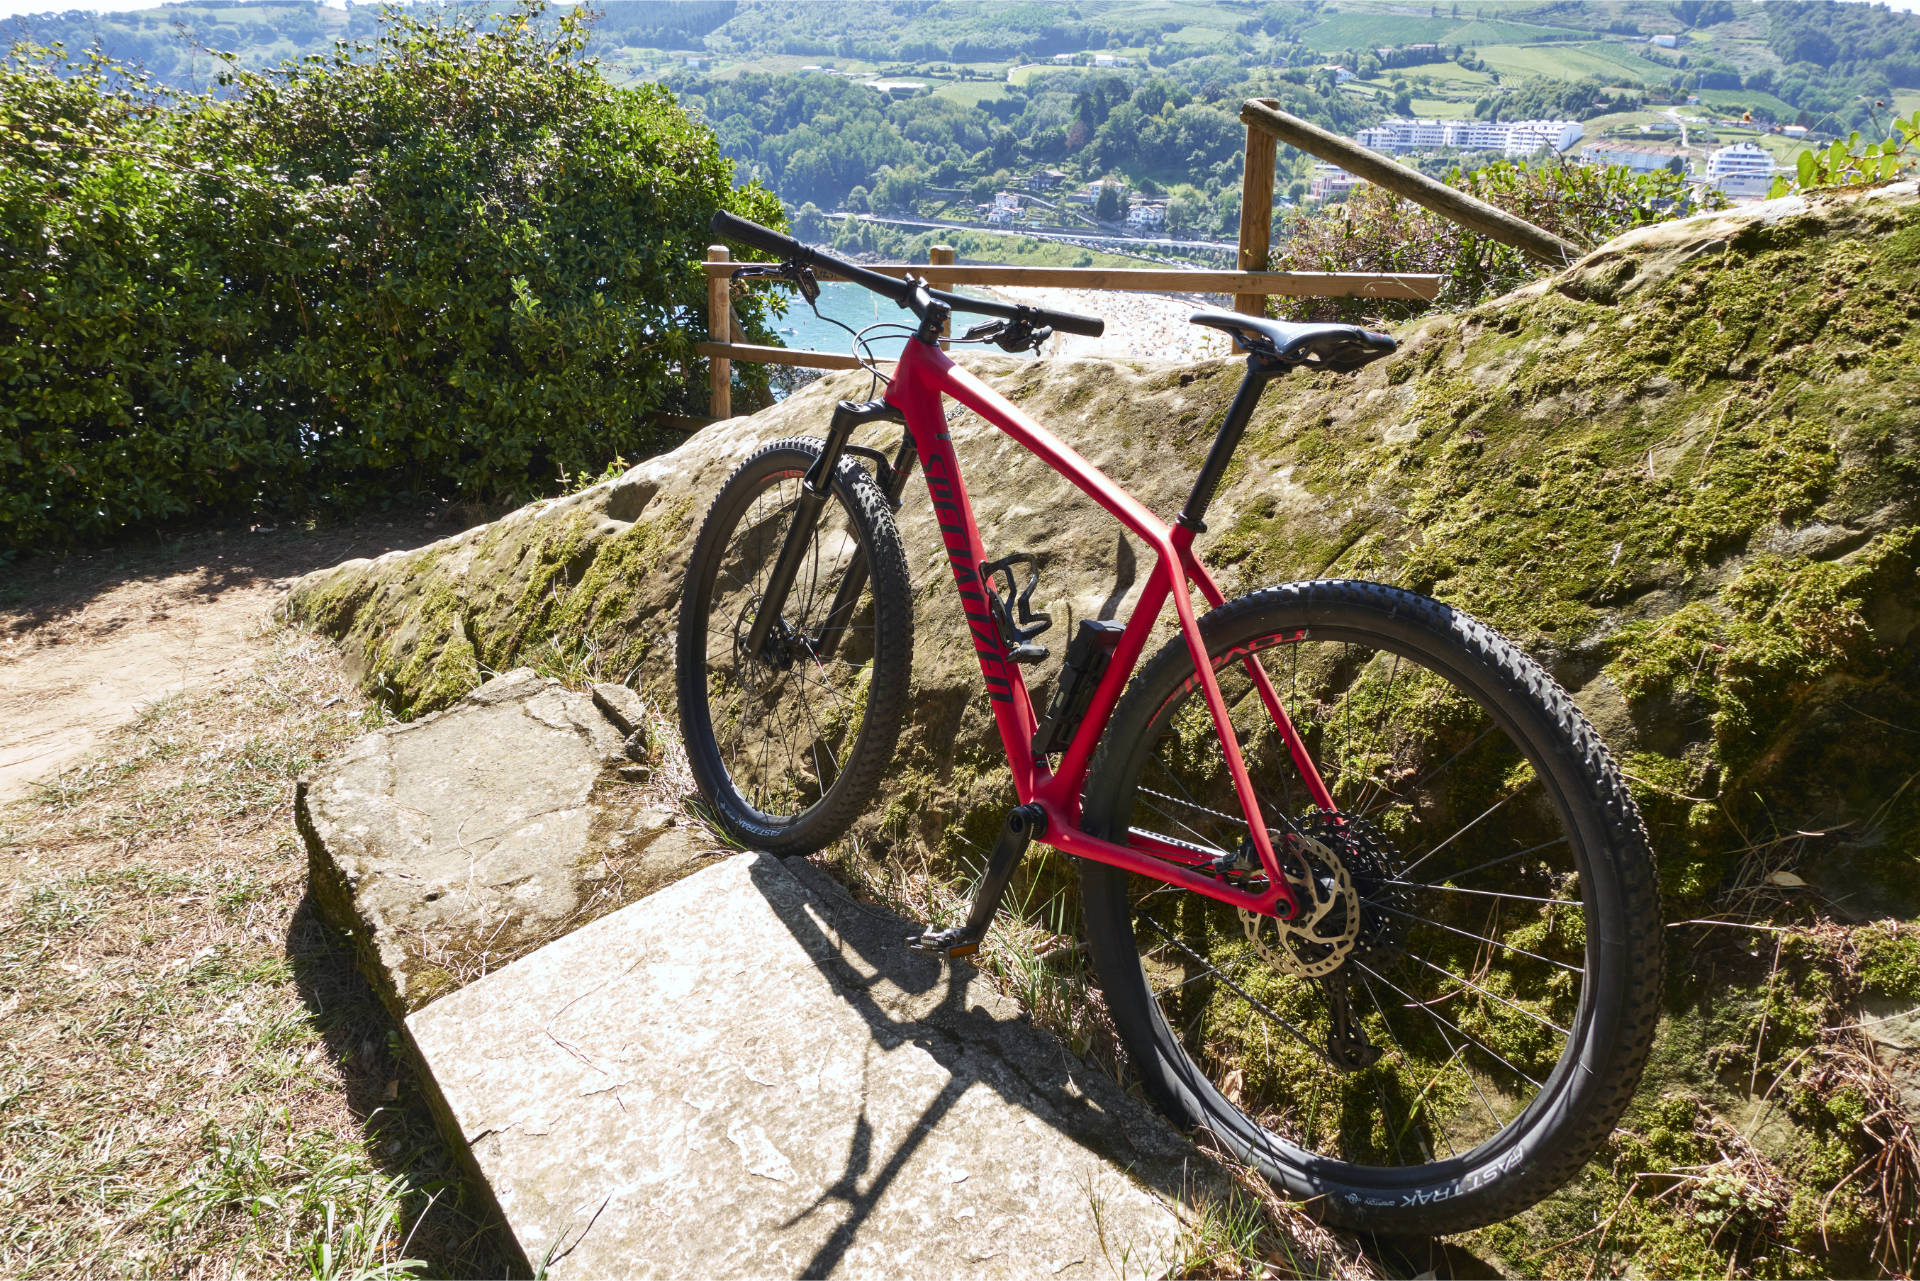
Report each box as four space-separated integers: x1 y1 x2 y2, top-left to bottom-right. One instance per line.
1095 182 1123 220
792 201 827 239
1165 182 1205 234
870 164 925 212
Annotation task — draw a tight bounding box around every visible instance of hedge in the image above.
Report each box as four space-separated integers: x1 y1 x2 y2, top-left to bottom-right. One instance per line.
0 3 782 554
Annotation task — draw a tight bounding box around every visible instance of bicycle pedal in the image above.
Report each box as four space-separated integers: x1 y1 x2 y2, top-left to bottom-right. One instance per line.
908 925 981 959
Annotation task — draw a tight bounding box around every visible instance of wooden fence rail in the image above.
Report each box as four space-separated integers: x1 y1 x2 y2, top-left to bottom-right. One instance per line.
698 249 1440 418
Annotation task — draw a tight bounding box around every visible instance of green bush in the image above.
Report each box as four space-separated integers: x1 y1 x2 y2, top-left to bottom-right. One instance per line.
0 3 781 555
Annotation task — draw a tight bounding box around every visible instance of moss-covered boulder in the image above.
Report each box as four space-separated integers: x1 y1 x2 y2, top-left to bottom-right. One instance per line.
290 182 1920 1276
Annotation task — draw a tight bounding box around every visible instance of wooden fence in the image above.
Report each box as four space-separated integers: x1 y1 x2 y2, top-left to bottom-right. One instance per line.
696 106 1444 420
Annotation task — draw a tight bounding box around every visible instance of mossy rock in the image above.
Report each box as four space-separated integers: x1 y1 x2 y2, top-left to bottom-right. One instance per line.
289 183 1920 1277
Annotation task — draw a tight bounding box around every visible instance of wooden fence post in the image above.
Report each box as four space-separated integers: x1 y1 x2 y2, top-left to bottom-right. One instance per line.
1235 98 1279 319
706 244 731 421
929 244 955 349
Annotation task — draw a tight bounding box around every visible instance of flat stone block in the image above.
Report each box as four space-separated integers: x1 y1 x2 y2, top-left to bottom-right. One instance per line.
298 668 710 1015
407 852 1197 1279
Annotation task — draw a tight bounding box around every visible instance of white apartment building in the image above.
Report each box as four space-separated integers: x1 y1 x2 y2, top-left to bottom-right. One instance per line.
1449 120 1513 150
1504 119 1583 156
1357 118 1581 156
1706 141 1776 197
1125 202 1167 230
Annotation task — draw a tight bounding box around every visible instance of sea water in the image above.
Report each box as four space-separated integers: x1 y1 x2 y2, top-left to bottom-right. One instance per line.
769 280 914 364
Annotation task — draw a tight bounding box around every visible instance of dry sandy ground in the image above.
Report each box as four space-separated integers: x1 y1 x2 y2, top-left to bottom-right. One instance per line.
0 519 461 805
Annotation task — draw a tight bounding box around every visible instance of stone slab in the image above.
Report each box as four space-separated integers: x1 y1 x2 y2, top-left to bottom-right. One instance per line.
298 668 711 1014
406 851 1200 1279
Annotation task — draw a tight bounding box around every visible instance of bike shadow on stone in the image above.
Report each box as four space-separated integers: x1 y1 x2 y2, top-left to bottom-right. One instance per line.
744 853 1223 1279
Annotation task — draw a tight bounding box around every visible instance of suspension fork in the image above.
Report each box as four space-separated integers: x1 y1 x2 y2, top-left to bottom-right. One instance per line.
812 431 917 660
743 398 909 660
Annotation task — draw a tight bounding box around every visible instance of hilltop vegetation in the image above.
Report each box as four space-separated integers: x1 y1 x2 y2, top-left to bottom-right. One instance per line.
10 0 1920 244
0 3 780 554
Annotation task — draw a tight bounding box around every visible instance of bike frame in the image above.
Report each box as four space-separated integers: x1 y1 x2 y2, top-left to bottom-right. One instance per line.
884 336 1332 921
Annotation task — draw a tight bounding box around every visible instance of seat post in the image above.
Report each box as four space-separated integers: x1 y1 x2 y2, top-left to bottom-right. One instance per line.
1177 355 1283 533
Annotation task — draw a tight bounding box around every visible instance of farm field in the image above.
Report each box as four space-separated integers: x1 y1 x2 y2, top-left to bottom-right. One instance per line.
1401 59 1500 87
932 79 1014 106
1297 12 1573 52
1474 41 1677 84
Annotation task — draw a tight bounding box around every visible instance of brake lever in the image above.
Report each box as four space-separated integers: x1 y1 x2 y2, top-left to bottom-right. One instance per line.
732 261 820 305
1007 324 1052 354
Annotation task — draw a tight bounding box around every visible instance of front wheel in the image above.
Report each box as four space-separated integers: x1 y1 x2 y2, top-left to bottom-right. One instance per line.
675 438 913 856
1078 580 1661 1234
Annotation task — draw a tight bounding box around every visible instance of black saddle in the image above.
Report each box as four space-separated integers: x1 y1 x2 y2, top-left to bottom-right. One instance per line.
1189 309 1396 371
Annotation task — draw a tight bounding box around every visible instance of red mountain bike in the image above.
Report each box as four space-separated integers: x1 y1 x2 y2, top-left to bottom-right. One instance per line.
677 212 1661 1234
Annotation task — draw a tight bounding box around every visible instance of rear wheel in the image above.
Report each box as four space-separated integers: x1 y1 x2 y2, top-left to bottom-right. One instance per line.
675 438 913 856
1079 580 1661 1234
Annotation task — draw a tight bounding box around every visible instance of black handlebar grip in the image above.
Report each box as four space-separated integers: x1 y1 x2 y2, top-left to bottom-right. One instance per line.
1039 310 1105 338
709 210 798 260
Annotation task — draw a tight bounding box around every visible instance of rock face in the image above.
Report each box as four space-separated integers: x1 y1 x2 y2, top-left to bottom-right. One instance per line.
407 851 1195 1279
297 669 711 1015
290 184 1920 906
289 185 1920 1275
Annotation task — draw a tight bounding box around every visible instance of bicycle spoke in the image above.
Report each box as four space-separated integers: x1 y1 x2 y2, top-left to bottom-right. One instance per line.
1398 782 1535 879
1387 881 1580 907
1422 835 1569 886
1353 958 1545 1091
1403 952 1569 1037
1372 901 1583 974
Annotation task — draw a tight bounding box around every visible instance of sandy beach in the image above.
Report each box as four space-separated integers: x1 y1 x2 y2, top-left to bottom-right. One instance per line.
982 286 1234 363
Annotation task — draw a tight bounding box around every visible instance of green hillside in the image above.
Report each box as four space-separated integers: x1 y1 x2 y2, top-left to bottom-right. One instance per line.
9 0 1918 245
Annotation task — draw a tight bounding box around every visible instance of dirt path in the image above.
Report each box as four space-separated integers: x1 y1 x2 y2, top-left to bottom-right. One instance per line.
0 520 457 805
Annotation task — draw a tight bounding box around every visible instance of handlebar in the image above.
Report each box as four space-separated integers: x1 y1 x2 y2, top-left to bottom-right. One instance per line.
710 210 1107 340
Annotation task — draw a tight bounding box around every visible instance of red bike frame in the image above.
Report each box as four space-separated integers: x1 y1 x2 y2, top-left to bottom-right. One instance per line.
885 337 1332 921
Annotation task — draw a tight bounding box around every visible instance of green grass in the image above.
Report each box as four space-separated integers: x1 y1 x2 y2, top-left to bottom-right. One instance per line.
1692 88 1800 118
1299 12 1575 53
1160 23 1234 50
931 79 1012 106
1402 59 1499 87
0 618 513 1278
1474 40 1676 83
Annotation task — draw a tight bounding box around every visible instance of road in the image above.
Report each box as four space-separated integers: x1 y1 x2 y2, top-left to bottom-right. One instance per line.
826 211 1238 258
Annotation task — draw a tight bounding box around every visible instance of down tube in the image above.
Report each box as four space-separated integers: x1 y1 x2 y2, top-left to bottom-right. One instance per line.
885 347 1045 798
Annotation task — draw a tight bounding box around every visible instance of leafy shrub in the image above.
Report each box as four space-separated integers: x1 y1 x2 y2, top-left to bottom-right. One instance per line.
0 2 781 555
1769 112 1920 195
1269 160 1725 323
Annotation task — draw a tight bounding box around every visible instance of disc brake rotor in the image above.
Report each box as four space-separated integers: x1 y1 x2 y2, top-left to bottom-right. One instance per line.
1238 831 1361 978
